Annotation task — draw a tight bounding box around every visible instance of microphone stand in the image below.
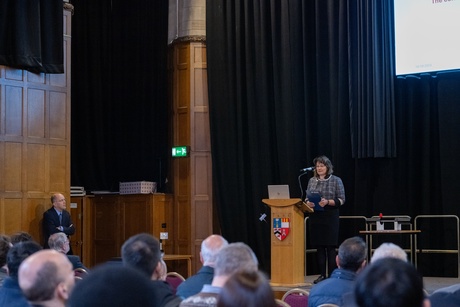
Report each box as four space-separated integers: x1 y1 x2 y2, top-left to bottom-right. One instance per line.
298 172 309 202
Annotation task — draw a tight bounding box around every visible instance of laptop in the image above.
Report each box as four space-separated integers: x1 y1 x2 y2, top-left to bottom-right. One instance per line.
268 185 290 199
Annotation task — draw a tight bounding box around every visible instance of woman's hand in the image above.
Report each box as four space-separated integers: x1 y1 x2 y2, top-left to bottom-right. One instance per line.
305 199 315 208
320 198 329 207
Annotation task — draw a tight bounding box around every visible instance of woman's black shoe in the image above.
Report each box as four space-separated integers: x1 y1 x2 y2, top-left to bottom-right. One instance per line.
313 275 326 284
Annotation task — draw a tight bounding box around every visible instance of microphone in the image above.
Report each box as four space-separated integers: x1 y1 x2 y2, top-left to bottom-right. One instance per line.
300 166 315 172
259 213 267 223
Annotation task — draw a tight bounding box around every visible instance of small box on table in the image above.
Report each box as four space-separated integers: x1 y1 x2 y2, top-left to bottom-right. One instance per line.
119 181 157 195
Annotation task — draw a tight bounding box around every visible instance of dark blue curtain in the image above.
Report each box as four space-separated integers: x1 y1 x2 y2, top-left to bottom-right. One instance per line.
0 0 63 73
207 0 460 276
70 0 170 192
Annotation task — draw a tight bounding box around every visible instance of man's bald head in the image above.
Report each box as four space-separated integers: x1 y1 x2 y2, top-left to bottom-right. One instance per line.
19 249 74 305
200 235 228 267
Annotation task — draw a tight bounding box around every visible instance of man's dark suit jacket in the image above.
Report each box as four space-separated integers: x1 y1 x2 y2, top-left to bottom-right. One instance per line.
42 207 75 250
68 255 89 271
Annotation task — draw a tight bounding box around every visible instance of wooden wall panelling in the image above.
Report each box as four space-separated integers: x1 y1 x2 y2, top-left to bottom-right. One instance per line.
88 194 174 268
0 6 72 242
190 42 212 271
173 43 192 268
170 41 212 274
91 195 121 266
69 196 88 260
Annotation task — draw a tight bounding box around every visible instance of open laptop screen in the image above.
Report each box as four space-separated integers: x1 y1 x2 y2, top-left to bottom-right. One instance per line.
267 185 290 199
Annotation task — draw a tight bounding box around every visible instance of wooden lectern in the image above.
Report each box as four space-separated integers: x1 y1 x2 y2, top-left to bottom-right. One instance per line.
262 198 312 286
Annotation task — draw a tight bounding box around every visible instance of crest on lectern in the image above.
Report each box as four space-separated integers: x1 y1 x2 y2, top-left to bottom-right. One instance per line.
273 217 290 241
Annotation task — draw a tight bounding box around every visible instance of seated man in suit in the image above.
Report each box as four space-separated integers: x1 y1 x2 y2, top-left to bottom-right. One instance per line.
176 234 228 299
308 236 367 307
42 193 75 253
48 232 89 271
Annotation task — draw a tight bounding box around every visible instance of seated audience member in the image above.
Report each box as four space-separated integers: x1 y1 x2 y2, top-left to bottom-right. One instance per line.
0 241 42 306
67 264 160 307
371 242 407 262
354 258 429 307
18 249 75 307
0 235 12 287
10 232 34 245
217 270 276 307
48 232 89 271
152 258 167 281
429 284 460 307
180 242 259 307
177 234 229 299
121 233 181 307
308 236 367 307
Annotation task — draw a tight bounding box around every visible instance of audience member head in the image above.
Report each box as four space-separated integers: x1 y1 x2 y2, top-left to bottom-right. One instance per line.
6 241 42 278
51 193 67 211
121 233 161 279
217 270 276 307
354 258 429 307
371 242 407 262
152 258 167 281
10 231 34 245
48 232 70 254
0 235 12 268
337 236 367 273
67 264 159 307
18 249 74 306
201 234 229 267
214 242 258 280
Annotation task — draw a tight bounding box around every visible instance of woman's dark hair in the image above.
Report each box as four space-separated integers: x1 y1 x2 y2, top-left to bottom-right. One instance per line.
217 270 276 307
313 155 334 176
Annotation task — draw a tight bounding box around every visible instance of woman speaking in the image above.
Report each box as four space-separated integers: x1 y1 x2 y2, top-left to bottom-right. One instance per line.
305 155 345 284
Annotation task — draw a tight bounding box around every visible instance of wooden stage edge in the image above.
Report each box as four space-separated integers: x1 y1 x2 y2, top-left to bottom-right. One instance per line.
270 275 460 299
270 282 310 288
270 276 315 300
270 275 315 292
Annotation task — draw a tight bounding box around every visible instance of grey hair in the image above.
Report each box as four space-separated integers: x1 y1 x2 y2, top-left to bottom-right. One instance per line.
371 242 407 262
48 232 68 251
215 242 258 276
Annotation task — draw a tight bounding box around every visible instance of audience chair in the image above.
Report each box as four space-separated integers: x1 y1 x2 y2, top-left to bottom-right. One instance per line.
74 267 89 279
165 271 185 295
281 288 309 307
74 276 83 283
275 298 291 307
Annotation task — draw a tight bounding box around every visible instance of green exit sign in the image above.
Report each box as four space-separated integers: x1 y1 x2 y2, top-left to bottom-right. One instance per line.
172 146 189 157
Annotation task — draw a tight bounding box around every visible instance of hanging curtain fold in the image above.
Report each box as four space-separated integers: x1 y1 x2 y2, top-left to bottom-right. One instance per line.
348 0 396 158
0 0 63 73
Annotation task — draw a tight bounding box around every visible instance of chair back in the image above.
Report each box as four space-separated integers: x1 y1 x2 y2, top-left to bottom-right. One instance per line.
74 267 89 279
165 272 185 295
281 288 309 307
275 298 290 307
74 275 83 283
